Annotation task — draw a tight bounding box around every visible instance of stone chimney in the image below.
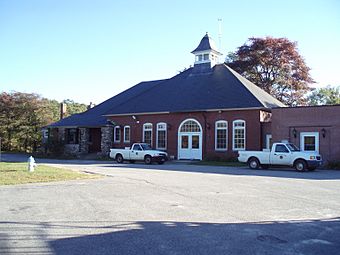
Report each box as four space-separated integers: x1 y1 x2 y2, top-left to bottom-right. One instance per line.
60 103 67 120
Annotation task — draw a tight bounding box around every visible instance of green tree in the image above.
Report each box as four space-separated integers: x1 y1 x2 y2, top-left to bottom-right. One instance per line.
62 99 88 117
0 92 44 151
0 92 88 152
308 85 340 105
226 37 314 106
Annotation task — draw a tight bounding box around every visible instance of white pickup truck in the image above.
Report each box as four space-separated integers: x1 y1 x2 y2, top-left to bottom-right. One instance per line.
110 143 168 164
238 142 323 171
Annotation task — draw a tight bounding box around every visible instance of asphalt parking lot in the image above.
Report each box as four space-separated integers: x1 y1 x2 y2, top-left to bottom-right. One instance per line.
1 158 340 254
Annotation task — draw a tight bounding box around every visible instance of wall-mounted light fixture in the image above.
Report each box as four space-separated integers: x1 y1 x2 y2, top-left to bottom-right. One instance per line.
293 128 297 138
167 124 172 130
131 115 140 124
322 128 326 138
206 123 211 130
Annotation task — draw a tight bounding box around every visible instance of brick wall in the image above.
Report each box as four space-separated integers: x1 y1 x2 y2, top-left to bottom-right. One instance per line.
272 105 340 162
107 109 265 160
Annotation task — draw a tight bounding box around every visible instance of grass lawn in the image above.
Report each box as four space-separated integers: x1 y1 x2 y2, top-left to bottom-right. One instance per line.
190 161 246 167
0 162 100 185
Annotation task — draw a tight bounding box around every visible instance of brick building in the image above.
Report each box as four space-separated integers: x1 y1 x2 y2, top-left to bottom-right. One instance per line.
271 105 340 162
48 33 284 160
47 34 340 164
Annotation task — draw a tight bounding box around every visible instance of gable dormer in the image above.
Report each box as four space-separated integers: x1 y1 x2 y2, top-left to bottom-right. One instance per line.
191 33 222 71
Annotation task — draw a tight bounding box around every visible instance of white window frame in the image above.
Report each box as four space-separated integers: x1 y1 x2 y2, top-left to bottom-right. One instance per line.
156 122 167 150
232 120 246 151
42 129 49 139
215 120 228 151
143 123 153 146
114 126 121 143
300 132 319 153
124 126 130 143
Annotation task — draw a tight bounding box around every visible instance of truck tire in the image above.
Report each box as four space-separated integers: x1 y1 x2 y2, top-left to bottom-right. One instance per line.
294 159 306 172
116 154 124 164
248 157 260 169
144 155 152 165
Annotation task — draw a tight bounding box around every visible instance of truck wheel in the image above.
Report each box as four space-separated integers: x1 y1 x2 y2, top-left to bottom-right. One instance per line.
116 154 124 164
294 160 306 172
144 155 152 165
248 158 260 169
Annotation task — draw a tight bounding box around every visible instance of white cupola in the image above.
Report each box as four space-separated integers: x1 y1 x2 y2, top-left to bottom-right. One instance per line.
191 33 222 69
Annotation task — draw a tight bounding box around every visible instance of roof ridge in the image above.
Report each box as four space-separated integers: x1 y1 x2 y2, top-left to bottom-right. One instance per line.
223 64 286 108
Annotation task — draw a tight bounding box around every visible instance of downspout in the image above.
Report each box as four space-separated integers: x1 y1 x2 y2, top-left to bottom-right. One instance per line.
202 112 207 160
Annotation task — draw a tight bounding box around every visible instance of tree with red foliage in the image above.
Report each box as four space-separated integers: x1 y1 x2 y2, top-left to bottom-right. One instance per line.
226 37 314 106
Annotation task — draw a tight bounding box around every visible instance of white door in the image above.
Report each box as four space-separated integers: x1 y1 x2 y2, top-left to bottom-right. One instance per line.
179 133 202 160
130 144 143 160
178 119 202 160
272 144 291 165
300 132 319 153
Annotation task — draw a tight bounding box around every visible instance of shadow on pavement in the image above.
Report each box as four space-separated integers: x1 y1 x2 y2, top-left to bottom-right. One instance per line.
1 218 339 255
104 163 340 180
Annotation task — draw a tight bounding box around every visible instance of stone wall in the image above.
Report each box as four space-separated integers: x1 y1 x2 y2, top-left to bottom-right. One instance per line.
100 126 113 156
58 127 65 143
79 128 89 154
64 144 80 155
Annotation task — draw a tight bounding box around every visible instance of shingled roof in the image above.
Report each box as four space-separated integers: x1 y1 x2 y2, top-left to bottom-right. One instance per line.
104 63 285 116
49 63 285 127
191 33 220 54
48 79 166 127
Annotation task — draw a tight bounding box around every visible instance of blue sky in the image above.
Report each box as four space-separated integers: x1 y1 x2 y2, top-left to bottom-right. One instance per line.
1 0 339 104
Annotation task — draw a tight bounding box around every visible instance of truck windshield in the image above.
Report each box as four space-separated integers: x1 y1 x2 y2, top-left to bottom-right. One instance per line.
287 143 300 152
141 144 152 150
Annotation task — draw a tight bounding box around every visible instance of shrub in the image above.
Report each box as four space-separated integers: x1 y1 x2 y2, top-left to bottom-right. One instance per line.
203 153 238 162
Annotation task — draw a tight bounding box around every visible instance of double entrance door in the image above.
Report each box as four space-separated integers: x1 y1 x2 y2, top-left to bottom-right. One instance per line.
178 133 202 160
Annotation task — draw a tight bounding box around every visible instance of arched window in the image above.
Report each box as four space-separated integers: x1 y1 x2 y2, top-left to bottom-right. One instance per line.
114 126 121 143
232 120 246 150
180 120 201 132
215 120 228 150
156 122 167 150
143 123 153 146
124 126 130 143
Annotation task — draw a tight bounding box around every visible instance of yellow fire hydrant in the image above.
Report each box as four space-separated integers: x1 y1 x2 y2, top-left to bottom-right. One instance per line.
28 156 37 172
